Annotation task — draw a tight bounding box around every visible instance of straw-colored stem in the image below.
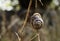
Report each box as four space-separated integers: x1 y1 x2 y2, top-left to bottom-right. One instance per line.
15 32 21 41
19 0 32 33
37 33 40 41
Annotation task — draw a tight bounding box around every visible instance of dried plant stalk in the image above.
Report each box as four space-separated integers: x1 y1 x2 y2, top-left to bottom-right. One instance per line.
19 0 32 33
15 32 21 41
8 18 19 30
37 33 40 41
29 34 37 41
38 0 43 6
1 12 6 36
29 32 41 41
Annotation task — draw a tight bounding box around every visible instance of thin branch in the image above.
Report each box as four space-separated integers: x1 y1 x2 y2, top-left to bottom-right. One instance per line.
2 12 6 29
1 12 6 35
19 0 32 33
35 0 38 10
29 34 37 41
38 0 43 6
37 33 40 41
8 18 19 30
15 32 21 41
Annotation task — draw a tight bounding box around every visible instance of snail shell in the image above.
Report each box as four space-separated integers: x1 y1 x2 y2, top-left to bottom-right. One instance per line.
31 13 44 30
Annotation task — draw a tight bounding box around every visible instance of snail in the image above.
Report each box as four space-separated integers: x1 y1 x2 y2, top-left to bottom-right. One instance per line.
31 13 44 30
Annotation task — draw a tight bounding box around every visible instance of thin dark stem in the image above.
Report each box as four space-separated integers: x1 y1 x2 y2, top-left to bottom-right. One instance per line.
35 0 38 10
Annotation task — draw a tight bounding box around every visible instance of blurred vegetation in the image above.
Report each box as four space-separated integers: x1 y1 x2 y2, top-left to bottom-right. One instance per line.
0 0 60 41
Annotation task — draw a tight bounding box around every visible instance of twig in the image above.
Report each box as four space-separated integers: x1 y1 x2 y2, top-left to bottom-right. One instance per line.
1 11 6 35
37 33 40 41
35 0 38 10
38 0 43 6
29 32 41 41
15 32 21 41
8 18 19 30
29 34 37 41
19 0 32 33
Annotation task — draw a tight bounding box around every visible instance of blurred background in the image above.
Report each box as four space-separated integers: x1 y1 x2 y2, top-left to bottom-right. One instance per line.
0 0 60 41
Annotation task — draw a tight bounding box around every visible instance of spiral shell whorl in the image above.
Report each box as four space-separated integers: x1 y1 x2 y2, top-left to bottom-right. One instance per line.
31 13 44 30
